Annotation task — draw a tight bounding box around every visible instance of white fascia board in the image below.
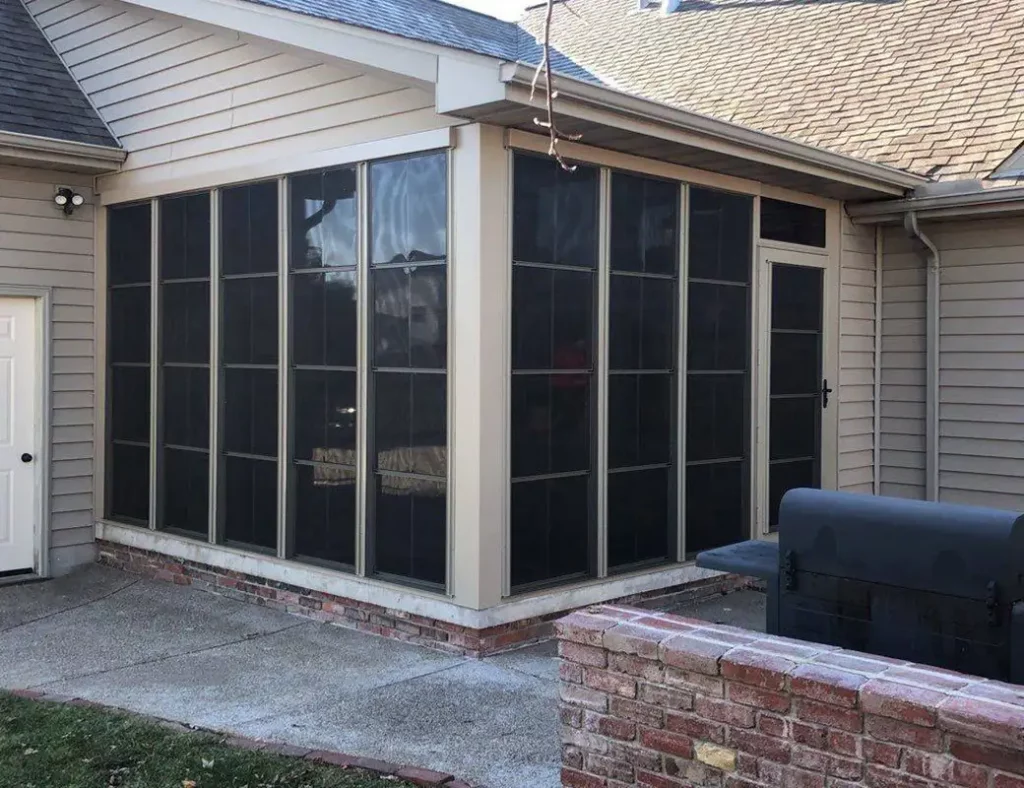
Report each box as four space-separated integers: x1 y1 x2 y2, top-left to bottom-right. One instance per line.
435 56 506 116
848 185 1024 224
0 130 124 174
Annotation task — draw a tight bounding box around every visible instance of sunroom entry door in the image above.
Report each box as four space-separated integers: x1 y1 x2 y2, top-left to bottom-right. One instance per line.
757 248 835 534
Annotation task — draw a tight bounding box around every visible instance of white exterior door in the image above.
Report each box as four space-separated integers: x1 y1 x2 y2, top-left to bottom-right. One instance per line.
0 298 39 575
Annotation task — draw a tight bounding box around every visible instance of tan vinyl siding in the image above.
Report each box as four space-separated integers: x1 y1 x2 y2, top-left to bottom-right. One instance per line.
838 213 876 493
0 166 97 575
25 0 454 197
879 226 927 500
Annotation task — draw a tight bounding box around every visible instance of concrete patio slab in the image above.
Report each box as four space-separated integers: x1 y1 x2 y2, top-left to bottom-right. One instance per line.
0 564 135 632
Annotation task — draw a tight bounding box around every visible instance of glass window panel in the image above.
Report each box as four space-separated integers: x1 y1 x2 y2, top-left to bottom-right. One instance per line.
686 374 745 463
608 467 671 570
221 181 279 275
771 333 821 397
162 448 208 537
290 168 357 270
370 153 447 266
688 188 752 283
294 370 357 465
292 271 357 368
512 155 599 268
685 461 746 554
294 463 356 567
109 287 150 364
222 277 278 365
108 443 149 522
110 366 150 444
223 368 278 457
609 276 675 371
510 475 590 589
770 397 819 461
373 266 447 369
162 281 209 364
511 374 591 478
772 264 823 332
161 193 210 280
608 374 672 469
769 459 817 528
610 174 679 275
761 198 827 248
686 282 748 372
512 266 593 372
163 367 209 449
373 372 446 476
374 475 446 585
223 456 277 550
108 203 152 286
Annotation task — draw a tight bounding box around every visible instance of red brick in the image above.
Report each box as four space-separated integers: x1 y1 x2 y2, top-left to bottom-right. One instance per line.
721 649 795 691
560 641 609 668
828 730 860 757
727 728 792 764
640 683 693 712
861 679 944 727
949 760 989 788
747 637 825 660
607 742 663 773
864 764 938 788
394 766 454 786
663 667 725 698
664 756 726 785
940 696 1024 749
949 738 1024 776
561 704 583 728
561 767 608 788
605 623 670 659
727 681 791 713
862 740 902 768
757 759 784 784
660 635 731 675
561 661 584 684
585 669 638 699
585 753 635 783
865 715 943 752
637 770 690 788
791 746 828 773
782 766 826 788
827 754 864 780
597 605 647 622
757 712 788 738
725 776 766 788
790 721 828 749
790 663 868 708
609 696 664 728
558 612 623 646
561 682 609 712
794 698 863 733
695 695 756 728
816 652 903 675
903 751 952 781
584 713 637 742
665 712 726 744
633 615 700 634
736 752 759 777
609 653 665 683
995 775 1024 788
962 681 1024 707
639 727 695 759
885 666 973 693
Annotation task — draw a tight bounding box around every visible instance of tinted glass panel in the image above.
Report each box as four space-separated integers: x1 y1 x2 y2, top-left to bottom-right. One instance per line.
686 461 745 553
162 448 208 536
513 155 599 268
161 193 210 280
108 203 152 286
688 188 752 283
294 463 356 566
511 374 591 478
290 168 357 270
608 374 672 469
163 367 209 448
110 366 149 443
772 264 823 332
292 271 357 368
608 467 670 569
611 174 678 275
373 266 447 369
294 370 357 464
686 374 745 463
687 282 748 372
109 287 150 364
769 459 816 527
223 368 277 457
108 443 149 522
770 397 818 461
374 372 446 477
374 475 446 585
771 333 821 396
761 198 827 248
221 181 279 275
223 277 278 365
609 276 675 371
512 266 592 372
223 456 277 549
162 281 209 364
510 475 589 588
370 153 447 265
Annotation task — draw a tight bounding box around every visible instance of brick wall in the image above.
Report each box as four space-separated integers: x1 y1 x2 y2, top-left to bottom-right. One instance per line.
557 605 1024 788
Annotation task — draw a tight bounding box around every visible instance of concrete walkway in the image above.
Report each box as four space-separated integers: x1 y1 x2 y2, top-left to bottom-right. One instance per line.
0 565 765 788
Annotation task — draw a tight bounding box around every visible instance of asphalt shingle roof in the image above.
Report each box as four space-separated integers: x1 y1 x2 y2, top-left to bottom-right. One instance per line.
0 0 118 148
520 0 1024 182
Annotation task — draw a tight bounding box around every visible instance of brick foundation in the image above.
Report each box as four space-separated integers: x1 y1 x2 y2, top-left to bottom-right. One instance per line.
557 605 1024 788
96 540 747 658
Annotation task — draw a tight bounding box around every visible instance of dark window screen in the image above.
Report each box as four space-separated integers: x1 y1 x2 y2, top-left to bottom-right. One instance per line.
510 154 599 591
760 198 826 248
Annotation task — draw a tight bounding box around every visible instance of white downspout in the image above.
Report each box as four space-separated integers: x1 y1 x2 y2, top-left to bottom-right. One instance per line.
903 211 940 502
873 225 883 496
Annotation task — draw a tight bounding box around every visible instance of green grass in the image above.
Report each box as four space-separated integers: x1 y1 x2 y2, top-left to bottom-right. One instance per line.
0 693 413 788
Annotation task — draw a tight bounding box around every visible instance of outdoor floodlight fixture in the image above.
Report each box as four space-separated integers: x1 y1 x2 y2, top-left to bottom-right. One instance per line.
54 187 85 216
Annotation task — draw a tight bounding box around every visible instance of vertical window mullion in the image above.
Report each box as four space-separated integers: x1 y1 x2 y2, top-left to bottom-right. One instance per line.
148 198 160 531
356 162 370 577
596 168 611 579
677 184 689 561
209 189 220 544
277 176 290 559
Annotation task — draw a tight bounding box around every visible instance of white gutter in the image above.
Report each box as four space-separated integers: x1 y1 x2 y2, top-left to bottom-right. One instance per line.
0 130 124 173
904 212 940 502
498 63 928 196
873 225 883 496
851 185 1024 224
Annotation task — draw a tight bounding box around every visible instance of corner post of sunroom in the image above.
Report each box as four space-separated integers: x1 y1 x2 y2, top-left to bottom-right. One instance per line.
449 124 509 610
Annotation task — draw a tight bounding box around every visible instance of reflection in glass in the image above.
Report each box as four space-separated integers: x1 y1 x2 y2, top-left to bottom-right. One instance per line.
610 174 678 275
373 267 447 369
371 154 446 265
290 168 357 269
511 475 589 588
512 266 592 371
511 375 590 478
292 271 357 368
375 475 446 586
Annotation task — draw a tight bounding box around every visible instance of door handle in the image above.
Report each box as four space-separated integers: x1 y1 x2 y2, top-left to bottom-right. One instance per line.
20 453 33 463
821 379 833 410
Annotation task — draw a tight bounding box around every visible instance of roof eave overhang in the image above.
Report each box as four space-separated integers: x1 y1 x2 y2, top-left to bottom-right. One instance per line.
848 185 1024 224
0 130 125 174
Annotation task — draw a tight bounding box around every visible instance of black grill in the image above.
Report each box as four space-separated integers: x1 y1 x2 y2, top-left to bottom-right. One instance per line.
696 488 1024 683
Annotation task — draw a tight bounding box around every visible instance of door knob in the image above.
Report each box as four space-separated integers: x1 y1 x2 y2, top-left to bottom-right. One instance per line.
20 453 33 463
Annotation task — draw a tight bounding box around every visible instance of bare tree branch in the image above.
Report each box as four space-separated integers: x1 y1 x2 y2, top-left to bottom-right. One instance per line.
529 0 581 170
